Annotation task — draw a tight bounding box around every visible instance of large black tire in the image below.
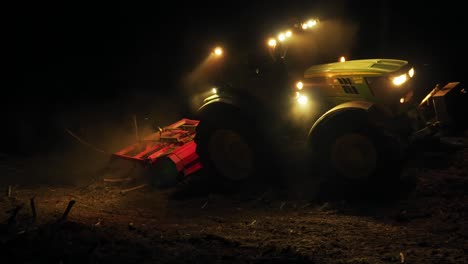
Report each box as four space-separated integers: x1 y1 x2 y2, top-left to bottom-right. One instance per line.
194 105 278 192
311 113 404 201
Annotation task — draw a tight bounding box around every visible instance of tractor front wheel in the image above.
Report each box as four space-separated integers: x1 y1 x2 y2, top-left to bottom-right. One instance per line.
313 117 403 201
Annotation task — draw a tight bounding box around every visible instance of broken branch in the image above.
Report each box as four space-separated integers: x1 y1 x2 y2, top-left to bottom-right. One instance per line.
120 184 148 195
60 200 76 222
30 197 37 222
103 177 132 183
7 205 23 226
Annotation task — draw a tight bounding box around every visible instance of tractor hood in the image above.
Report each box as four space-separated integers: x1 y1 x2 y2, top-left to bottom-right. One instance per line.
304 59 409 78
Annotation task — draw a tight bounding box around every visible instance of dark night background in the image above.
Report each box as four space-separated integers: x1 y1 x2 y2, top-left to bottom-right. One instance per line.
8 0 467 155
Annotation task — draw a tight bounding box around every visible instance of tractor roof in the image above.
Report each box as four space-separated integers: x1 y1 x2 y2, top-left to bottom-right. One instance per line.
304 59 408 78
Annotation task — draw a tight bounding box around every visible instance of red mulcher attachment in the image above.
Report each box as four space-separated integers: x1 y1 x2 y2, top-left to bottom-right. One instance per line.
112 118 202 182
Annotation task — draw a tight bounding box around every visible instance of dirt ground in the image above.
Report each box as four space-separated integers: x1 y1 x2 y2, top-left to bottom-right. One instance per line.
0 135 467 264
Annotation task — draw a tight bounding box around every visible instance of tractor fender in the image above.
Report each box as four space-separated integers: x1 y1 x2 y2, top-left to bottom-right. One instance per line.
197 94 239 116
197 90 267 123
307 101 393 148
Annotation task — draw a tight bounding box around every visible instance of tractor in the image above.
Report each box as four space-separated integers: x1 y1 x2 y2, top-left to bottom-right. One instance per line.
190 18 465 198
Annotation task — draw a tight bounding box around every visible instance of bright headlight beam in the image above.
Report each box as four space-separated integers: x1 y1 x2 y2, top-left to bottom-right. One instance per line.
212 87 217 94
302 24 308 30
285 30 292 38
392 74 408 86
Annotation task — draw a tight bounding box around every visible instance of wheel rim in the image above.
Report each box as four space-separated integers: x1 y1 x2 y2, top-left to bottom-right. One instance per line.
330 133 377 180
208 129 253 181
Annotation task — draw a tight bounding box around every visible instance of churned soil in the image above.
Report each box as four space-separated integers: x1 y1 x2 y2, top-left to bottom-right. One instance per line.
0 136 467 264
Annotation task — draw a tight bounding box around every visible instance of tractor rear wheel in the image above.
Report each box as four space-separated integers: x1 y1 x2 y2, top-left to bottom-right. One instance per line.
194 106 277 191
206 128 254 181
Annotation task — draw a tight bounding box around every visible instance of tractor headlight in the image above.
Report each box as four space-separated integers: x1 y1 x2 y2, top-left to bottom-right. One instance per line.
392 73 408 86
408 67 415 78
296 81 303 90
296 92 308 105
292 91 316 121
298 95 308 105
391 67 414 86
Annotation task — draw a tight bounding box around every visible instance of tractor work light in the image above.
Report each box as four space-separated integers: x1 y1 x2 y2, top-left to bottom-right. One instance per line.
307 19 317 27
213 47 223 56
302 19 318 30
266 18 318 48
268 38 277 47
278 33 286 42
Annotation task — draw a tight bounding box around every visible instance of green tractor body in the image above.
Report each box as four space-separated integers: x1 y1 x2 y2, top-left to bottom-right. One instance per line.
191 20 463 198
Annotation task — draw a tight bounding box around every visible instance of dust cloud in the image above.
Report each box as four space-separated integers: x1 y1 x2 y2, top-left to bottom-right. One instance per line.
0 92 189 187
284 19 360 75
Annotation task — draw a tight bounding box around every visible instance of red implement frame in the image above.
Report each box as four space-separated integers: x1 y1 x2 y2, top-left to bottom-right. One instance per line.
112 118 202 177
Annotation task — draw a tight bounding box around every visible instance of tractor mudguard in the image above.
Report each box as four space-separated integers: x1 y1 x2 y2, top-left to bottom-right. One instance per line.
197 89 268 124
306 101 405 200
194 89 285 185
197 94 239 117
307 101 393 148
